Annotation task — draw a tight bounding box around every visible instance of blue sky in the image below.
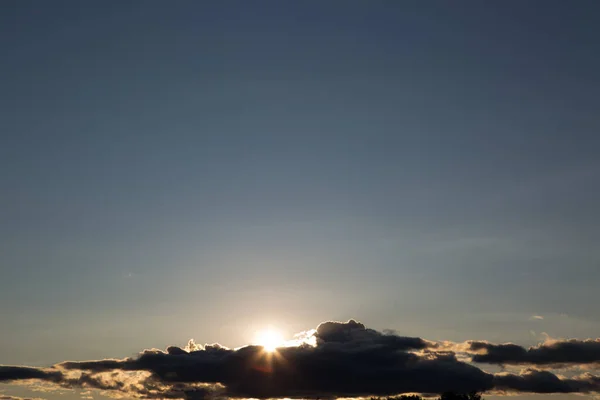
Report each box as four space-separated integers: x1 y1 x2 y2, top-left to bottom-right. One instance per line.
1 1 600 399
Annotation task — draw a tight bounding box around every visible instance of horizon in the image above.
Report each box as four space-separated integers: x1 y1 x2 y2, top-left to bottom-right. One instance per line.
1 1 599 400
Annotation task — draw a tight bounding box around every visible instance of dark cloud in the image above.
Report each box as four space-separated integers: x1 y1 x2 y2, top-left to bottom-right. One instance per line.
494 369 600 393
70 373 221 400
0 366 62 383
2 320 600 399
62 342 493 398
468 339 600 366
59 359 128 372
314 319 431 350
0 365 220 400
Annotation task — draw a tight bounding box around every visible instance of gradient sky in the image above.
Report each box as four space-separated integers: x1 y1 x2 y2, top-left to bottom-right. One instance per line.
1 1 600 398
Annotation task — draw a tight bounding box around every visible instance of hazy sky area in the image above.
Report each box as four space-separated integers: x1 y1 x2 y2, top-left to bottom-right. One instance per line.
1 1 600 400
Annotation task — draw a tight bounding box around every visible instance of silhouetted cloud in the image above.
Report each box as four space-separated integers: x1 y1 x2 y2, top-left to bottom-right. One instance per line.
314 319 432 350
59 320 492 398
468 339 600 366
0 365 219 400
0 366 62 383
2 320 600 399
494 369 600 393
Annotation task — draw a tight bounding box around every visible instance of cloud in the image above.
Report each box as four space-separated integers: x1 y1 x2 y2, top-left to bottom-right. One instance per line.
2 320 600 399
530 315 544 320
0 366 221 400
0 396 46 400
468 338 600 366
59 320 490 398
313 319 432 350
494 369 600 393
0 366 62 383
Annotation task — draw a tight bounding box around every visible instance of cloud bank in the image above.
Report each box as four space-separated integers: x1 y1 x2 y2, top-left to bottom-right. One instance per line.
2 320 600 399
1 396 46 400
468 338 600 366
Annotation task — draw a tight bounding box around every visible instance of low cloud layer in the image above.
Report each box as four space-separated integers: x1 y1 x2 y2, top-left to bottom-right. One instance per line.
494 369 600 393
1 396 46 400
0 366 62 383
2 320 600 399
468 339 600 366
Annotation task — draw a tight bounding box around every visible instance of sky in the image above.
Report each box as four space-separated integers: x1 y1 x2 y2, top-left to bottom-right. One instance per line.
1 1 600 399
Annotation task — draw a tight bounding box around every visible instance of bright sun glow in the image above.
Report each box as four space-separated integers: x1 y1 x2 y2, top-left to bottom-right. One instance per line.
256 329 284 352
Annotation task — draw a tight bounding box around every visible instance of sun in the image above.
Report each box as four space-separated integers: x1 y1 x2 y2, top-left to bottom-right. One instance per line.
256 329 284 352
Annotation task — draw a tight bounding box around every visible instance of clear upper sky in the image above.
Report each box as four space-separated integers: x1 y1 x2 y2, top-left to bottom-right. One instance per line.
1 0 599 386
